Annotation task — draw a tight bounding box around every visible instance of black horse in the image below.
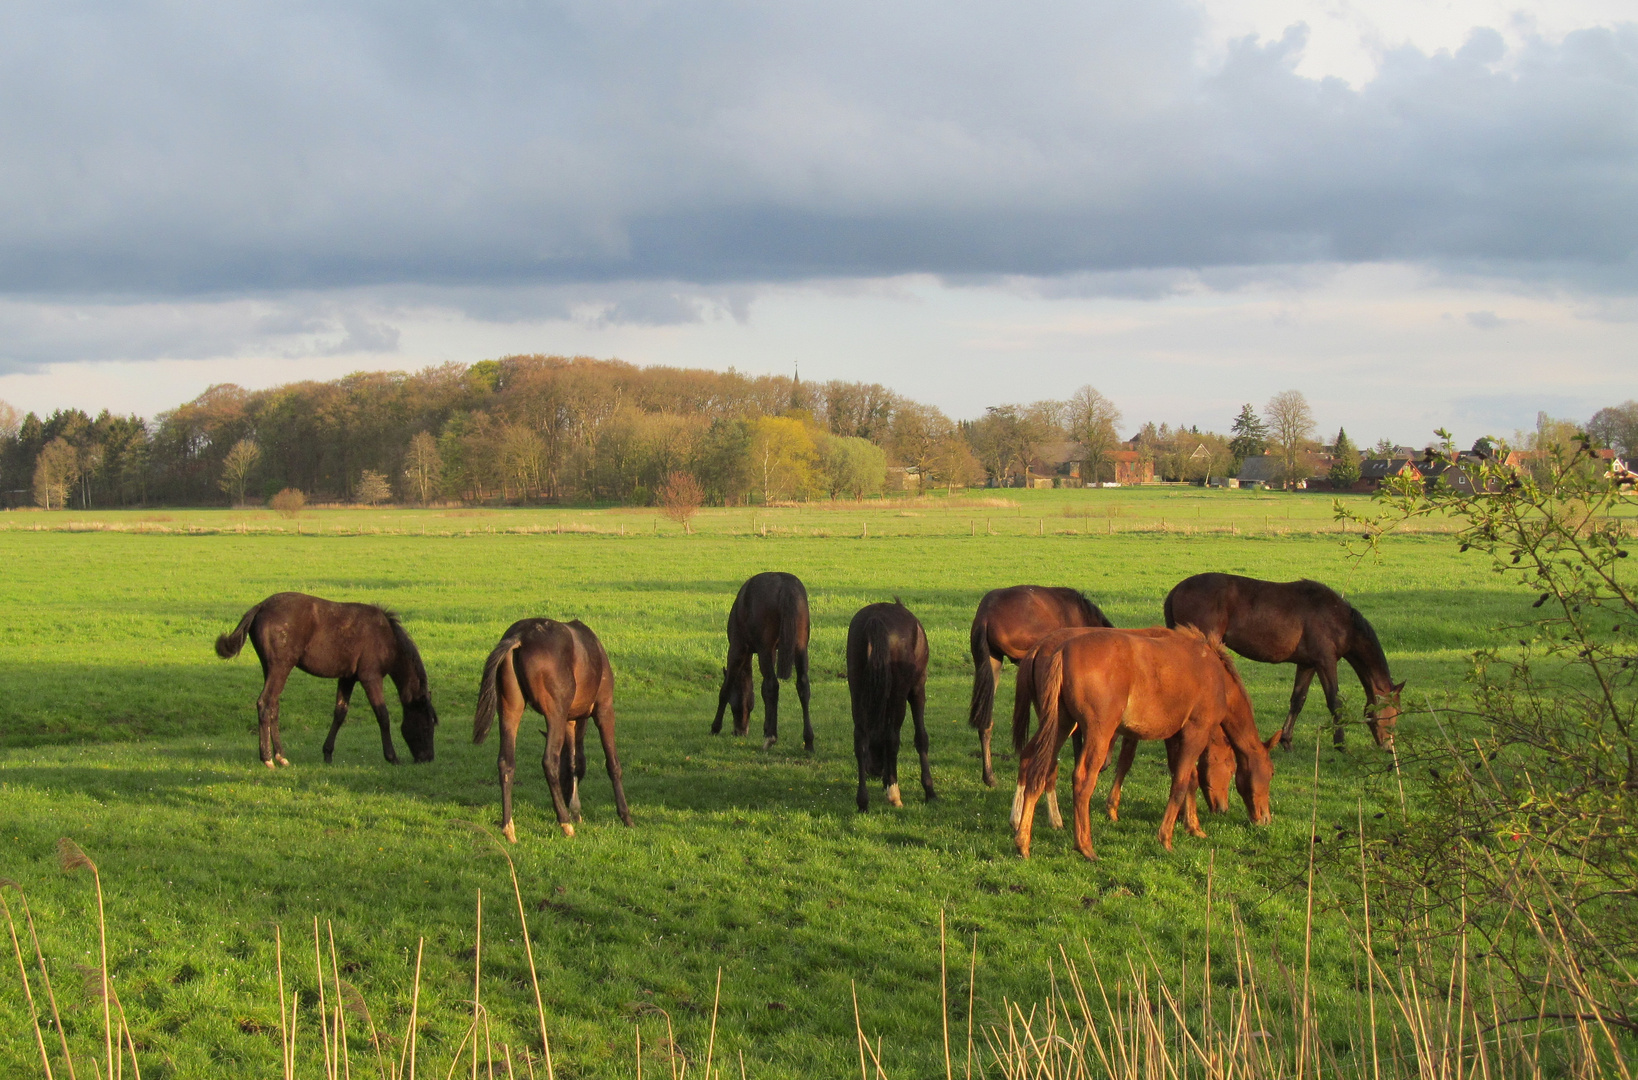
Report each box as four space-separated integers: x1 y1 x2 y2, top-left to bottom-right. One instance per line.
473 618 633 843
215 592 437 767
847 600 935 811
1165 573 1404 749
712 572 814 750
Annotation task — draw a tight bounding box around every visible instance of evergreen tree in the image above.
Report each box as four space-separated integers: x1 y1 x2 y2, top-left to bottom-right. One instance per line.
1329 427 1361 487
1228 404 1267 465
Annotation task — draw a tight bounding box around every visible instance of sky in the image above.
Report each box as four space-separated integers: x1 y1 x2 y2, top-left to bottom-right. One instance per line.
0 0 1633 446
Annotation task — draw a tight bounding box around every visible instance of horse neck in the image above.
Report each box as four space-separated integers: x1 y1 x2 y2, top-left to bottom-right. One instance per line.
1343 632 1393 700
389 631 425 701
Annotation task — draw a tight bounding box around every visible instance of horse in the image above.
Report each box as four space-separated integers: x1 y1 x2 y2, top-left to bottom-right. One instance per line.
847 600 935 812
473 618 633 843
1164 573 1404 750
215 592 437 768
711 572 814 750
1008 627 1241 831
1009 626 1275 860
967 585 1113 786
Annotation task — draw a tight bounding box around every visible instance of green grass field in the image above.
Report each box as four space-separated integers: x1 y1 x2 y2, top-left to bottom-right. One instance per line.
0 490 1533 1078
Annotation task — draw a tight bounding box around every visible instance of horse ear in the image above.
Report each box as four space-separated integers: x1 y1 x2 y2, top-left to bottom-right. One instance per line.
1263 730 1280 751
1392 681 1406 694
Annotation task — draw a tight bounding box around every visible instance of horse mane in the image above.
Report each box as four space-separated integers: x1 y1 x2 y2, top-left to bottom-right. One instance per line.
385 610 429 699
1172 624 1246 687
1074 590 1109 627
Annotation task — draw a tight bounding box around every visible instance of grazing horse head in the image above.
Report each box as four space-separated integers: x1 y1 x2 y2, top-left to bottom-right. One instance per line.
390 616 438 762
1365 681 1405 749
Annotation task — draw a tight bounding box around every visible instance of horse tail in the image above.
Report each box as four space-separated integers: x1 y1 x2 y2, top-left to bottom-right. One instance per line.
1020 646 1067 793
1010 647 1037 754
776 582 801 680
863 614 893 776
473 632 523 744
968 614 996 731
215 603 262 659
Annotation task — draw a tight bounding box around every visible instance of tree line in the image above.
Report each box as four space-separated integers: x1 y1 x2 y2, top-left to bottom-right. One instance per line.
1 354 1634 509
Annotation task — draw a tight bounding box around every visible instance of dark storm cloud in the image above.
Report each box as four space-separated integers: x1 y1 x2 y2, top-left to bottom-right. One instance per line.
0 2 1633 297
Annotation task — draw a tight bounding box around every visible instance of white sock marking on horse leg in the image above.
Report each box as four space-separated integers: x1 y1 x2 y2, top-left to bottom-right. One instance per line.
1010 783 1025 830
1047 788 1063 829
885 783 902 807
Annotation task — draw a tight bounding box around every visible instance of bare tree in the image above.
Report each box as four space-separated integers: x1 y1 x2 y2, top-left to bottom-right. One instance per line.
32 437 76 509
356 469 392 506
402 430 442 505
218 438 261 506
659 471 705 533
1263 390 1316 488
1065 385 1123 485
0 398 19 440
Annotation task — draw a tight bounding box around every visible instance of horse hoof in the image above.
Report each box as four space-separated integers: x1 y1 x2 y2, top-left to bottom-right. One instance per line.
264 760 277 770
763 736 777 750
560 823 575 838
982 774 997 789
276 755 291 767
923 790 938 802
502 822 517 844
885 784 903 807
323 753 333 764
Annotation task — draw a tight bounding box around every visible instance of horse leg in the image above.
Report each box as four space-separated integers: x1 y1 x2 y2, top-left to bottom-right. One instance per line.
1014 725 1074 859
496 706 521 843
1106 733 1139 822
562 721 582 822
321 676 357 764
910 682 936 802
540 717 576 836
256 665 292 768
1071 735 1115 860
1280 666 1317 751
796 648 814 751
362 677 399 765
1158 725 1213 850
883 697 906 807
1047 727 1085 829
979 654 1003 787
1316 659 1347 748
854 714 872 812
1167 734 1207 839
758 648 780 749
592 697 634 826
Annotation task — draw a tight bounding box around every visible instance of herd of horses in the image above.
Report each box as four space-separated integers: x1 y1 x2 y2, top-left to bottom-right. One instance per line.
214 571 1403 856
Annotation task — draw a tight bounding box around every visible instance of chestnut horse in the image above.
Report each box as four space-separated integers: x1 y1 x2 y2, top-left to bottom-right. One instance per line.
1009 627 1240 830
1165 573 1404 750
967 585 1112 786
847 600 935 812
712 572 814 750
1010 627 1274 860
215 592 437 767
473 618 633 843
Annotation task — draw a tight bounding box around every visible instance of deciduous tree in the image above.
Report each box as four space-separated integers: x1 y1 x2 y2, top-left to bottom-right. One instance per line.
401 431 442 505
1262 390 1315 488
1065 386 1122 485
218 438 261 506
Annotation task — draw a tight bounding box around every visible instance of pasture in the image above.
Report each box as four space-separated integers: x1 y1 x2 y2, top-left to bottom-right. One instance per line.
0 489 1528 1077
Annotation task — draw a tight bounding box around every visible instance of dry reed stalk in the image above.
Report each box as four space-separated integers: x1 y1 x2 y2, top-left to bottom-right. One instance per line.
939 910 952 1080
966 934 977 1080
458 822 555 1080
327 922 351 1080
473 890 483 1080
852 981 869 1080
57 840 113 1080
277 925 291 1080
1 884 55 1080
704 967 721 1080
315 917 335 1080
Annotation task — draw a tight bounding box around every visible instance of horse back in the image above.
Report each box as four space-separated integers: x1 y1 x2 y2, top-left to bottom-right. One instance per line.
983 585 1109 662
729 572 809 654
513 619 610 721
1058 628 1226 741
253 592 394 679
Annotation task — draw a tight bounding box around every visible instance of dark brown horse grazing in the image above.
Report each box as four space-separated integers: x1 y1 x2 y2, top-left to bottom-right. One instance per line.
968 585 1112 786
215 592 437 767
1165 573 1405 750
712 572 813 750
473 619 633 843
1009 627 1275 860
847 600 935 812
